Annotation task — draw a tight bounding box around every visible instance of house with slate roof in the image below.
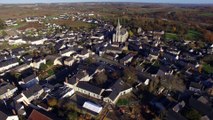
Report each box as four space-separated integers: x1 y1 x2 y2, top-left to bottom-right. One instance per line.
14 84 44 105
0 58 19 72
0 111 19 120
75 81 103 99
30 57 46 69
19 74 39 88
0 82 17 100
103 79 132 104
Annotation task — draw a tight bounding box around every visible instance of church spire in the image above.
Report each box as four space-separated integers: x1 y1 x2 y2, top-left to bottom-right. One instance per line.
117 18 120 27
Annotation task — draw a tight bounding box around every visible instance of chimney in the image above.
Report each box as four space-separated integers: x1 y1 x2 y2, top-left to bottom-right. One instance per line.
12 82 15 86
65 77 68 83
12 109 17 115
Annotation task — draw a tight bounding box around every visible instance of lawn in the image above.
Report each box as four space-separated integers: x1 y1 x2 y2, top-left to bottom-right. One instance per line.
165 33 178 40
49 19 93 30
203 63 213 74
116 99 129 106
185 30 202 40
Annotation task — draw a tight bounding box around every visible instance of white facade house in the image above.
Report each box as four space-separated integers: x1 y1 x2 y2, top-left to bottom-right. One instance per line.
28 38 48 45
25 17 39 22
30 58 46 69
103 80 133 104
83 101 103 114
8 38 26 45
0 111 19 120
19 74 39 89
11 64 31 73
0 59 19 73
15 84 44 105
78 52 90 60
64 57 75 66
0 83 18 100
91 35 104 40
60 49 76 57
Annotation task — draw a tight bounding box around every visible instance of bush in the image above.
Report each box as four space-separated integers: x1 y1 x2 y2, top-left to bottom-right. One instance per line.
67 111 78 120
0 19 5 30
39 63 48 71
46 60 54 66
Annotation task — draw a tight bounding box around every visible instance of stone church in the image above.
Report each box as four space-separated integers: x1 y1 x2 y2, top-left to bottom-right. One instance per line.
113 19 129 43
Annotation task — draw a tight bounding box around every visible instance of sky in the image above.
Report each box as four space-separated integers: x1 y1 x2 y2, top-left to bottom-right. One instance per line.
0 0 213 4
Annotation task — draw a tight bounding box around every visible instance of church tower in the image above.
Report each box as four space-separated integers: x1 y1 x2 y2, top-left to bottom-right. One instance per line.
113 19 121 43
116 19 121 42
112 19 128 43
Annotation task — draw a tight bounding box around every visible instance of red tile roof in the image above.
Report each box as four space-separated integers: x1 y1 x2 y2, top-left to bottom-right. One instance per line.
28 110 52 120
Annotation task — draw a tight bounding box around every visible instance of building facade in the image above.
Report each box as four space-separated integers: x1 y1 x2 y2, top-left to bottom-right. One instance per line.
113 19 129 43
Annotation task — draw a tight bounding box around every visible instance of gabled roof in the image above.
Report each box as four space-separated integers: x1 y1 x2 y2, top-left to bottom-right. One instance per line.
189 97 213 119
166 109 187 120
77 81 102 95
45 55 60 61
76 70 89 80
23 84 43 98
22 74 37 83
108 79 132 101
33 57 45 62
0 111 8 120
80 49 89 55
0 58 18 68
189 82 203 89
28 109 52 120
11 47 25 54
120 54 134 62
60 48 75 54
0 82 16 95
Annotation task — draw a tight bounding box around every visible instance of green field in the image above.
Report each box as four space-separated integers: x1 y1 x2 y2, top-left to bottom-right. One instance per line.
165 33 178 40
185 30 202 40
199 12 213 17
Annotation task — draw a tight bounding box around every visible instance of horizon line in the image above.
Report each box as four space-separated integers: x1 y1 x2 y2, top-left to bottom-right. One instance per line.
0 2 213 5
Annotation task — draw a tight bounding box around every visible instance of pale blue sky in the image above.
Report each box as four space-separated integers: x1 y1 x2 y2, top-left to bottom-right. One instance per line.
0 0 213 4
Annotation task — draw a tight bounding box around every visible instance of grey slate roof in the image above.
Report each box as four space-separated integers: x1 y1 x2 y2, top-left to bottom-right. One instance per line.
108 79 132 101
77 81 102 95
0 82 16 95
22 74 37 83
166 109 187 120
189 97 213 119
0 58 18 68
23 84 43 98
0 111 8 120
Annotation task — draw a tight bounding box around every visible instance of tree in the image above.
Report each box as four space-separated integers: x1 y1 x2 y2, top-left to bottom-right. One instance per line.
122 67 137 85
0 19 5 30
93 71 107 85
39 63 48 71
47 98 58 107
185 109 201 120
46 60 53 66
204 31 213 43
129 30 134 37
67 111 78 120
66 103 77 111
